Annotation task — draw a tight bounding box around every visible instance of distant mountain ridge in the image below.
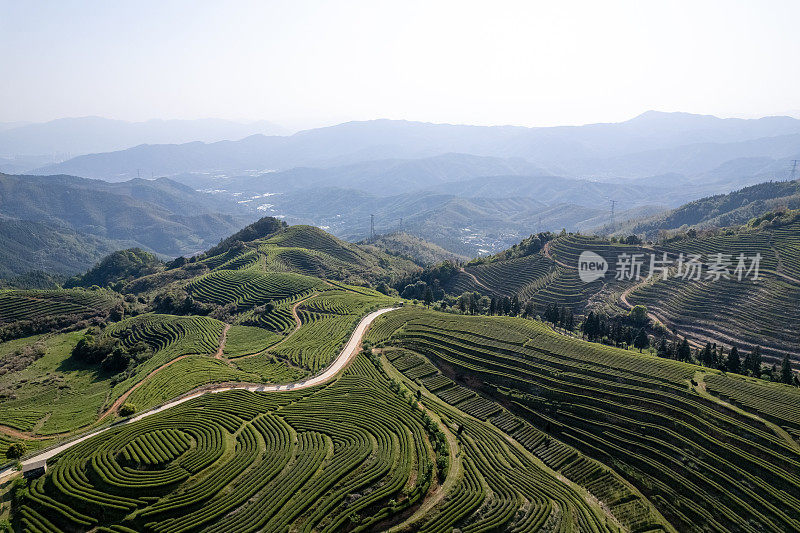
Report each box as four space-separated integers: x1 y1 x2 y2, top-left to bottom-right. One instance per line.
0 173 255 277
31 112 800 182
0 116 287 159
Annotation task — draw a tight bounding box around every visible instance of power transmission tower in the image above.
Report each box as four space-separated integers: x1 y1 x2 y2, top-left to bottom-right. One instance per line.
399 217 403 232
370 214 375 240
791 160 799 181
609 200 617 229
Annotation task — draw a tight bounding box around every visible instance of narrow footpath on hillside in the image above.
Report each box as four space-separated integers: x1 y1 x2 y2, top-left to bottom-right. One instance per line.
99 322 233 420
238 292 317 360
459 267 493 293
0 307 397 482
541 240 573 269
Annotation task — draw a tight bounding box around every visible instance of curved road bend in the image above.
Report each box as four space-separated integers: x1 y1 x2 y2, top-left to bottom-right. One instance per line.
0 307 397 481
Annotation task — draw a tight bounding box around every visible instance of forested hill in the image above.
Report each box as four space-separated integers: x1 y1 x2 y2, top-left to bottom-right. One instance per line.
613 178 800 238
0 173 254 277
359 231 469 266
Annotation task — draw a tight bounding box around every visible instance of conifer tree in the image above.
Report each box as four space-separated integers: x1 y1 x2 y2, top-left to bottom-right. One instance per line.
742 349 754 376
523 301 535 318
717 346 727 371
780 354 794 385
678 338 692 362
423 287 433 308
700 342 714 367
633 328 649 353
751 346 762 377
657 337 669 358
727 346 741 374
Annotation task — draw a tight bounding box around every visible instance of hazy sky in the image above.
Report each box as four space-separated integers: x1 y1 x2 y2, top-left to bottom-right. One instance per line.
2 0 799 129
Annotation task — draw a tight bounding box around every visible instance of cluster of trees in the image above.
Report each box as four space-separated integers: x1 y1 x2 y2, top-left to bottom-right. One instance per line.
0 270 63 290
542 304 575 331
72 329 152 375
396 261 460 297
65 248 164 290
0 311 109 344
609 234 644 245
652 336 796 384
165 253 206 270
467 232 554 265
449 292 531 318
401 280 444 302
655 337 693 361
489 295 522 317
581 310 648 351
5 441 26 460
152 289 215 316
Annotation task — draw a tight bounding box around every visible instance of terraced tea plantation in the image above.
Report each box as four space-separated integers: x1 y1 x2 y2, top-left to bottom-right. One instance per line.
369 307 800 533
0 289 119 329
432 219 800 363
3 220 800 533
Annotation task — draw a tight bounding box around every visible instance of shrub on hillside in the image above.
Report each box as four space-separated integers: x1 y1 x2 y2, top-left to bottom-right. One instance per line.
5 442 26 460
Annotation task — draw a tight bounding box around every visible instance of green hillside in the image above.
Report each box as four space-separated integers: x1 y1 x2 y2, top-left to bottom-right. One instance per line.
65 248 165 289
0 219 122 278
408 210 800 367
369 308 800 532
612 179 800 238
1 216 798 533
0 173 254 279
359 231 469 266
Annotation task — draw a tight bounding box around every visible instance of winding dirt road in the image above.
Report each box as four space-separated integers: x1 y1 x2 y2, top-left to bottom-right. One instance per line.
213 324 230 359
0 307 396 482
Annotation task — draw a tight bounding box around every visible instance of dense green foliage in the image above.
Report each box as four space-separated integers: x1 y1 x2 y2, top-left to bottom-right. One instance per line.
66 249 164 289
0 219 119 279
